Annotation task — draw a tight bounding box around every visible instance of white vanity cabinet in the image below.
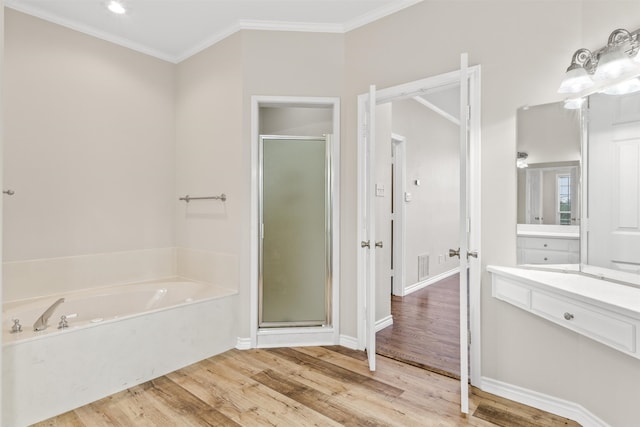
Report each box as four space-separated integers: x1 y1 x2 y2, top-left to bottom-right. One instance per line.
516 224 579 265
489 266 640 360
517 236 579 264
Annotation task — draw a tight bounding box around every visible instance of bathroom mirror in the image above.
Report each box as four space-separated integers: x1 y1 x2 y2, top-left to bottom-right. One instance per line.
582 92 640 286
516 102 581 266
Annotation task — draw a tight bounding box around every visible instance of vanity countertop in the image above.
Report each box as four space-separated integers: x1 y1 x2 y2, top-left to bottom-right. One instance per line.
516 224 579 238
487 265 640 319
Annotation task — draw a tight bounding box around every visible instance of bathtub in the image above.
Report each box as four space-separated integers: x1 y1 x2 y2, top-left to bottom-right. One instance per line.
2 278 239 426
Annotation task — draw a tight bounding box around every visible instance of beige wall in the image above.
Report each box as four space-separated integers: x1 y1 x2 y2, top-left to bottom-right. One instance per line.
3 10 176 262
4 1 640 424
344 1 640 425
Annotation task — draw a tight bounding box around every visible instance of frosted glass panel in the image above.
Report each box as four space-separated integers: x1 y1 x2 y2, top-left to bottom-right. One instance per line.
261 136 329 326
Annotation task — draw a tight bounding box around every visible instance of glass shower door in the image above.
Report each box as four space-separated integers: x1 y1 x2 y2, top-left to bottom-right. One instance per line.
259 135 331 327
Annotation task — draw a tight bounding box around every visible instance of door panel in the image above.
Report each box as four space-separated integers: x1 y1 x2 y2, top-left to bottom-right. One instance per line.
588 93 640 274
260 136 330 327
458 52 470 414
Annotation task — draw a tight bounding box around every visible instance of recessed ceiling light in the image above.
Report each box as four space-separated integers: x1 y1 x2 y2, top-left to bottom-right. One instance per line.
107 1 126 15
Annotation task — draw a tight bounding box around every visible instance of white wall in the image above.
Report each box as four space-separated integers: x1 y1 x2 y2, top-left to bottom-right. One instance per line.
392 98 460 286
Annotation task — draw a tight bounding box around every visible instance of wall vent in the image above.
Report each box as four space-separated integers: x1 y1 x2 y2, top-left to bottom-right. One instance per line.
418 254 429 281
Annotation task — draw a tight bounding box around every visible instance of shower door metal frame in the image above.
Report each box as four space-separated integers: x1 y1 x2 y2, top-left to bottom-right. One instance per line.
258 134 333 329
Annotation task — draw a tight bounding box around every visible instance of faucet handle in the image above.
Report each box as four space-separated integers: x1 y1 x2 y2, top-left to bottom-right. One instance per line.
58 315 69 329
10 319 22 333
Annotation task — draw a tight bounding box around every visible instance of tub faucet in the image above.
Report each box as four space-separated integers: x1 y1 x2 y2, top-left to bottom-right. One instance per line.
33 297 65 331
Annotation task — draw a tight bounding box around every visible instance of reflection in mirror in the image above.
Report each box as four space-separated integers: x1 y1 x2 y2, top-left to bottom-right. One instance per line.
516 102 581 266
584 92 640 286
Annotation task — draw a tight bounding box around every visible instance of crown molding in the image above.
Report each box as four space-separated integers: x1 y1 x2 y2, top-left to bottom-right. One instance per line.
6 0 424 64
5 1 178 63
344 0 423 32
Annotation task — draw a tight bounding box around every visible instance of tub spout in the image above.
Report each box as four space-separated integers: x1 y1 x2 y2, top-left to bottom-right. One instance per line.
33 297 65 331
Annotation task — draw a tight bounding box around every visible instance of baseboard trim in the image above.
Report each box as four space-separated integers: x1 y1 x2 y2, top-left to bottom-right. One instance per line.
480 377 609 427
375 315 393 332
339 335 360 350
405 267 460 296
236 337 252 350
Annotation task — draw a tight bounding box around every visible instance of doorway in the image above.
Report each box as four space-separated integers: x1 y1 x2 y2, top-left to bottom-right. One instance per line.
375 91 463 379
250 96 341 348
356 61 482 413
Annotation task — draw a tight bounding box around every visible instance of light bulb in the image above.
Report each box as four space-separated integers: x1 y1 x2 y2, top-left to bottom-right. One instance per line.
107 1 126 15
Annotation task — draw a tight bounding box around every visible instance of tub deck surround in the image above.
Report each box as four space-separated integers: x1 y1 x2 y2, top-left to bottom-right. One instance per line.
488 265 640 359
2 278 239 427
3 278 236 345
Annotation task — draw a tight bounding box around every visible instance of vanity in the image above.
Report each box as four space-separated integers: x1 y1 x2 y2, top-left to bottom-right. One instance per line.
495 92 640 362
516 224 579 265
489 266 640 360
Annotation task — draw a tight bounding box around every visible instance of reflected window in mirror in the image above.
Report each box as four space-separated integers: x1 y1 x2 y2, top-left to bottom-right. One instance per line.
516 102 581 267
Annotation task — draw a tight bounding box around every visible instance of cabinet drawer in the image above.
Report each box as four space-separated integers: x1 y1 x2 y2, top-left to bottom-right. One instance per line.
519 237 579 252
531 291 636 353
492 276 531 309
520 249 578 265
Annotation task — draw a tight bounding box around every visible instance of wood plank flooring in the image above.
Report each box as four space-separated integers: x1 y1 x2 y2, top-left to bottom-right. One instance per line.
35 346 579 427
377 274 460 378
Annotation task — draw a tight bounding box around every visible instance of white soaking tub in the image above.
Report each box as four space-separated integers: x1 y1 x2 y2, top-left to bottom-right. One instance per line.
2 278 238 426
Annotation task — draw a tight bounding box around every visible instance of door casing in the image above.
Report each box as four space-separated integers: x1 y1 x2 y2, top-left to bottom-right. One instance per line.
356 66 482 386
250 96 341 348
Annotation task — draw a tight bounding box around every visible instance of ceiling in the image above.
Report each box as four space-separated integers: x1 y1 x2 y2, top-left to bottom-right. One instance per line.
6 0 422 63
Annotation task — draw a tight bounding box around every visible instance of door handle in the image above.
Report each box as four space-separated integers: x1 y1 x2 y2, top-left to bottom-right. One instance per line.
375 241 383 248
449 248 460 258
361 240 370 249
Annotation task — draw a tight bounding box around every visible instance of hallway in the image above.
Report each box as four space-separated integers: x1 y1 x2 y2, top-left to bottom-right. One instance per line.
376 273 461 378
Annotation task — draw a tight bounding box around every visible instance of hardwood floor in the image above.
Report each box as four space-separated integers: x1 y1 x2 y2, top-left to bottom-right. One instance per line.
35 346 579 427
377 274 460 378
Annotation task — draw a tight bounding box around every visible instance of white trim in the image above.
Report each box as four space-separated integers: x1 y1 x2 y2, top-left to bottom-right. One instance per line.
339 335 360 350
5 2 178 63
481 377 610 427
391 134 407 297
357 65 482 385
375 315 393 332
468 65 483 387
256 327 337 348
250 96 341 348
343 0 424 32
236 337 252 350
7 0 424 64
404 267 460 295
412 96 460 126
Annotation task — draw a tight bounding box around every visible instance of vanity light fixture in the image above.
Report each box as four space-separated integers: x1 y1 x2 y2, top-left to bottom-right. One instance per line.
516 152 529 169
559 27 640 95
107 0 126 15
563 97 586 110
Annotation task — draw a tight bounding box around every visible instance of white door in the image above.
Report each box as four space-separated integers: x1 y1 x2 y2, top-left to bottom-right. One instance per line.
588 92 640 275
360 54 480 415
456 53 471 414
364 85 378 371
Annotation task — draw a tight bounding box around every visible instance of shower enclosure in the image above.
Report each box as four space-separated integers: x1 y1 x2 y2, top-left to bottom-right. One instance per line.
259 135 332 328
